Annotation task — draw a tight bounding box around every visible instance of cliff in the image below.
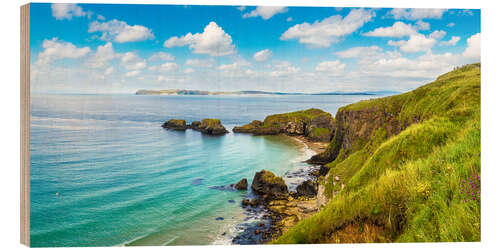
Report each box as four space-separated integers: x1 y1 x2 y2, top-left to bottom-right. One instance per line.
274 63 481 243
233 108 335 142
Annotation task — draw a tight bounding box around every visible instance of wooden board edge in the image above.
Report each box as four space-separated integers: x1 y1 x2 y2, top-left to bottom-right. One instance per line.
20 3 30 247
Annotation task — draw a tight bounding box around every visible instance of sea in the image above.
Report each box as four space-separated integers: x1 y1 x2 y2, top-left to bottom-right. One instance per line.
29 93 380 247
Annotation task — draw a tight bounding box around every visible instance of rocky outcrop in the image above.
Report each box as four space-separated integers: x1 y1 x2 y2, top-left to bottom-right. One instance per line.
233 109 335 142
251 170 288 199
191 119 229 135
162 119 188 131
308 105 411 165
296 180 318 198
162 118 229 135
234 178 248 190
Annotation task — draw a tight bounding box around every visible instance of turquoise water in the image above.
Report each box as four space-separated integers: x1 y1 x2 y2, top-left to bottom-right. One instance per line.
30 94 377 247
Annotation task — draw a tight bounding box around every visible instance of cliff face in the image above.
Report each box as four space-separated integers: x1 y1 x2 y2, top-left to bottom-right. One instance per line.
233 108 335 142
275 63 481 244
308 105 410 164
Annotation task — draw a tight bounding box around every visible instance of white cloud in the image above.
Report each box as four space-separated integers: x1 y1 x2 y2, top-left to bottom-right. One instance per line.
149 62 179 72
183 68 195 74
315 60 346 75
363 21 417 37
416 20 430 30
185 58 215 67
336 46 383 59
389 8 447 20
97 14 106 20
242 6 288 20
429 30 446 40
164 22 235 56
35 38 91 66
286 17 293 22
269 61 300 77
89 19 154 43
120 52 147 70
51 3 88 20
253 49 273 62
388 31 445 53
148 52 175 61
440 36 460 46
87 42 115 68
125 70 141 77
280 9 375 48
447 22 455 28
104 66 114 75
217 59 250 71
388 34 436 53
236 6 246 11
463 33 480 60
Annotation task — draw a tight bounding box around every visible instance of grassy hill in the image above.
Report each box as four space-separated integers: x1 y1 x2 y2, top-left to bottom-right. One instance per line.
274 63 481 243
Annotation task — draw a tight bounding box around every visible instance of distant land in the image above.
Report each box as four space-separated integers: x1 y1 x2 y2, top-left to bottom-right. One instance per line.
135 89 398 96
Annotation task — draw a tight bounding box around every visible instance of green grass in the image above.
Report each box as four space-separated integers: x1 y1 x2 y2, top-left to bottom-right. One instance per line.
262 108 332 128
273 63 481 243
313 127 331 137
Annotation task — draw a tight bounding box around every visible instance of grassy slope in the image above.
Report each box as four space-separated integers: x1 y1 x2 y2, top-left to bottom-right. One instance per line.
274 63 481 243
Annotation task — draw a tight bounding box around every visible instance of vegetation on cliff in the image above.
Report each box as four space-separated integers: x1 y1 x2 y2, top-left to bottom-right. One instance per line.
274 63 481 243
233 108 335 142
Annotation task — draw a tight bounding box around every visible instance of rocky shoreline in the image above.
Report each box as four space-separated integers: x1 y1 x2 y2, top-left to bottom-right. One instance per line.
161 109 334 244
231 135 330 244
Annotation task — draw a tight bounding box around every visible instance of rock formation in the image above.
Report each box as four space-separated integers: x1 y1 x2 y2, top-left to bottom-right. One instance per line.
161 119 188 131
233 109 335 142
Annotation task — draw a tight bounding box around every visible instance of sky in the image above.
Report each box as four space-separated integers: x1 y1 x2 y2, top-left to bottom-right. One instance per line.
29 3 481 94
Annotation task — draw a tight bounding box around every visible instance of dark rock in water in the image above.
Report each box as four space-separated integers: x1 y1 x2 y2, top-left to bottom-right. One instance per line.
296 180 318 198
162 119 188 131
222 232 226 236
216 217 224 221
251 170 288 199
228 199 235 203
242 198 260 207
191 119 229 135
234 178 248 190
191 178 204 185
190 121 201 130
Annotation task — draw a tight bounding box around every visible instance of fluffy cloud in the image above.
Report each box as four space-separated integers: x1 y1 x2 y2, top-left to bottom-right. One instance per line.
120 52 147 70
242 6 288 20
86 42 115 68
36 38 91 66
280 9 375 48
149 62 179 72
89 19 154 43
388 30 446 53
447 22 455 27
164 22 235 56
336 46 383 59
269 61 300 77
148 52 175 61
440 36 461 46
217 59 251 71
363 21 417 37
315 60 346 75
416 20 430 30
390 8 447 20
125 70 141 77
253 49 273 62
463 33 480 59
51 3 89 20
185 58 215 67
183 68 195 74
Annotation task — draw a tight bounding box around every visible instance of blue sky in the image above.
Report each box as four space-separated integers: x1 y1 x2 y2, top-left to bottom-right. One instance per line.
30 3 480 94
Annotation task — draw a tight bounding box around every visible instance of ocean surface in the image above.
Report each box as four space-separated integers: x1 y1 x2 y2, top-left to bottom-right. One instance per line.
30 93 380 247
